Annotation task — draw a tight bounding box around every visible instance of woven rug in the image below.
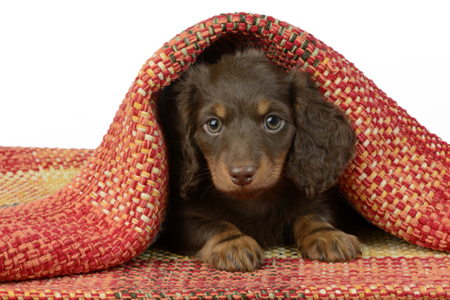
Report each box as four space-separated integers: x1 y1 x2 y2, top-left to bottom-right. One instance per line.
2 12 450 299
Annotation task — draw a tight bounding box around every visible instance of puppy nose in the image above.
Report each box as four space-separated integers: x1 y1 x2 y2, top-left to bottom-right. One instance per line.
229 166 256 186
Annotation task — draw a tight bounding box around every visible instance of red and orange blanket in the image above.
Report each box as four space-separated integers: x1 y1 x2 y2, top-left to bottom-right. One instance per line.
1 13 450 299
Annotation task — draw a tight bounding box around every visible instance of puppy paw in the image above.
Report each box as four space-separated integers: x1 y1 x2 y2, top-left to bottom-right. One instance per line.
197 233 264 272
298 229 361 262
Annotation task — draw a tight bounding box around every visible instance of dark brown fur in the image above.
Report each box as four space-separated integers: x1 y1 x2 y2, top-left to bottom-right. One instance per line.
156 49 361 272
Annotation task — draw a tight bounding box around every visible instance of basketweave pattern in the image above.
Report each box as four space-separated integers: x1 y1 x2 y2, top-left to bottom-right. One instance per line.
0 147 94 208
2 221 450 299
1 11 450 294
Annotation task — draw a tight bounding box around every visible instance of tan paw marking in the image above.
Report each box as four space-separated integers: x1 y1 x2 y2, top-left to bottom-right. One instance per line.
298 227 361 262
197 233 264 272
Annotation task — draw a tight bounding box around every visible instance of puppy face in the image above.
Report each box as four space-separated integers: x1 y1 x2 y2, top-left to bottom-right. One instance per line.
173 49 355 200
193 70 296 199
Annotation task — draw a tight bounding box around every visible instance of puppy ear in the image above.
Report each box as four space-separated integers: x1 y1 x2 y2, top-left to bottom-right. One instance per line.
286 68 355 198
173 66 208 200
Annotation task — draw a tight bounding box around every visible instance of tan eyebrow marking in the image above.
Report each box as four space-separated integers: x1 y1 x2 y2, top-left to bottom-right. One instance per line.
257 98 271 116
213 103 227 119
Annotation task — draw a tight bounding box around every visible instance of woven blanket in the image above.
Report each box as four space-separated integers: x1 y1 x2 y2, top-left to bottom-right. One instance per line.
2 12 450 299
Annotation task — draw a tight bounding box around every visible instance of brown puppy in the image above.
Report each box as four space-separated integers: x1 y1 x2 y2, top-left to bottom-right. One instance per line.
156 48 361 272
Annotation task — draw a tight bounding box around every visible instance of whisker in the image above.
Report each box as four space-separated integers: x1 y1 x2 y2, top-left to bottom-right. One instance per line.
189 167 211 182
199 183 215 200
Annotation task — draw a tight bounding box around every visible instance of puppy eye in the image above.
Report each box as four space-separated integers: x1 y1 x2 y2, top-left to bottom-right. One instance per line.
265 115 284 131
204 118 223 134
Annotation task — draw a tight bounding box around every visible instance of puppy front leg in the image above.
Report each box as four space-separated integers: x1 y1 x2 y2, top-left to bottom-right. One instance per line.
196 221 264 272
294 212 361 262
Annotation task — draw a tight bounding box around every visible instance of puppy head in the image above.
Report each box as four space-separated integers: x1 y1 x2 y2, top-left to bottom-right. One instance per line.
175 49 355 199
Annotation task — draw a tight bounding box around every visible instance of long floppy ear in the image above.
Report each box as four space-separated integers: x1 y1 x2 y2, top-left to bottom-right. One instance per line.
172 65 209 200
286 68 355 198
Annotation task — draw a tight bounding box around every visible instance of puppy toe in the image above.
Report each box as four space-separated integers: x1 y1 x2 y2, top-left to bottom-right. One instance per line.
299 229 361 262
198 234 264 272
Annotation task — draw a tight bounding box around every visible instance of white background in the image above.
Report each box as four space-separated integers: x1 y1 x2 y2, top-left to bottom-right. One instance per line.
1 1 449 149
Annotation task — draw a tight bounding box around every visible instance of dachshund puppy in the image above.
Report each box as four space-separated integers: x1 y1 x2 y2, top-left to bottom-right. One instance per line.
156 48 360 272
